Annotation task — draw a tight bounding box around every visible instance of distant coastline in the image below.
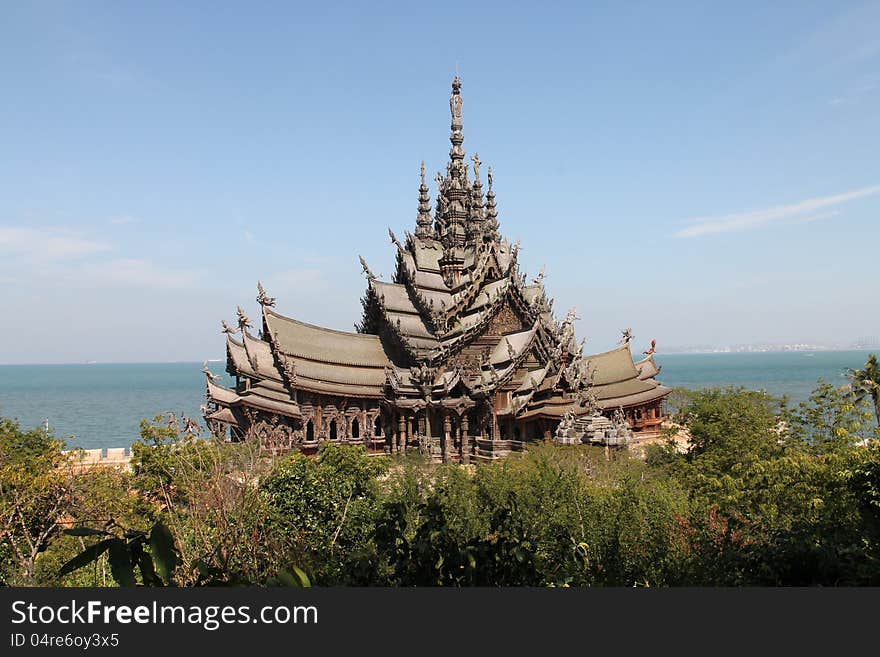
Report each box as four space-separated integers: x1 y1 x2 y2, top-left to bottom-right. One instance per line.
663 344 878 355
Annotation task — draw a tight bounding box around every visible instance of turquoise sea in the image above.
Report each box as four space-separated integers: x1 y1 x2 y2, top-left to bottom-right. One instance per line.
0 350 875 451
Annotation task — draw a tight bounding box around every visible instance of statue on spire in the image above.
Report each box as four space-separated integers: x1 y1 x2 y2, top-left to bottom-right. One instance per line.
450 76 463 124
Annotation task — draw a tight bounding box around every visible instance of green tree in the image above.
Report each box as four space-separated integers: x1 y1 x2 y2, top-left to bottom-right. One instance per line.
785 380 876 452
847 353 880 428
0 418 74 585
262 443 387 584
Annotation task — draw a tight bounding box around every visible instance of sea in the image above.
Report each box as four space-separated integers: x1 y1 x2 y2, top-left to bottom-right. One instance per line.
0 350 875 451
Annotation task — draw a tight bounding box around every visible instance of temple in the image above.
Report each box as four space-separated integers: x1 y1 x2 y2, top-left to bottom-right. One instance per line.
202 77 671 461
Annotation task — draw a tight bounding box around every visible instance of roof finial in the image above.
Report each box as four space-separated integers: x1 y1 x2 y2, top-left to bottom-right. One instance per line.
533 265 546 285
236 306 252 331
358 255 377 280
256 281 276 307
619 328 634 345
415 160 434 240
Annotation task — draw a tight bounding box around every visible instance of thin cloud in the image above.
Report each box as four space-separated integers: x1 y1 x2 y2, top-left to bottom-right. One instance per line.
787 210 841 225
79 258 202 290
676 185 880 238
109 215 138 225
0 226 112 260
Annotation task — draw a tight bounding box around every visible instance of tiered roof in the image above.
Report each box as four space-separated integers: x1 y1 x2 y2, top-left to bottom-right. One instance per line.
205 77 670 433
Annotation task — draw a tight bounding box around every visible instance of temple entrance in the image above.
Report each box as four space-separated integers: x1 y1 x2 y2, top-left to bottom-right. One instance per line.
306 420 314 442
351 418 360 439
329 419 338 440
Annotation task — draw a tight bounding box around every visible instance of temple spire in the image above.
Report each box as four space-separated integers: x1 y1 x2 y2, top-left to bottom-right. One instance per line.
415 161 434 240
440 76 468 249
484 166 500 241
468 152 485 241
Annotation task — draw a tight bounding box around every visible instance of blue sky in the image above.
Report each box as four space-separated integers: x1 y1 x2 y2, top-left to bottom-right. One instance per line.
1 1 878 363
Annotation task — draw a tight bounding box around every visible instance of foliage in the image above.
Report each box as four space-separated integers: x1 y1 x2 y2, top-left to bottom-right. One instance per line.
785 380 877 452
262 443 388 584
0 418 73 585
847 353 880 428
4 377 880 588
58 520 179 586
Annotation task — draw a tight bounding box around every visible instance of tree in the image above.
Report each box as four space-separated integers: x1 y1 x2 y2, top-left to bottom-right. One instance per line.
0 418 75 585
847 353 880 428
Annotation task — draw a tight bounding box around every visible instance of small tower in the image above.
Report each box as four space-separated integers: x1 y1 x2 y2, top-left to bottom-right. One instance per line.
467 153 485 242
414 161 434 240
484 166 500 241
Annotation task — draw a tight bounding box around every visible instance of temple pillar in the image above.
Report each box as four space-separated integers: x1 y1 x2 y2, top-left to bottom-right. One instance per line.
398 414 406 453
461 414 470 465
442 412 451 463
425 407 433 456
407 416 414 448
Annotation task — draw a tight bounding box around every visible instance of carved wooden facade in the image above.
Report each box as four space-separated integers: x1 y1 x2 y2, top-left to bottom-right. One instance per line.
203 78 671 460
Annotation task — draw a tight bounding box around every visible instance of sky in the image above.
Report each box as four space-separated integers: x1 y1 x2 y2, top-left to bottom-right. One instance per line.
1 0 878 364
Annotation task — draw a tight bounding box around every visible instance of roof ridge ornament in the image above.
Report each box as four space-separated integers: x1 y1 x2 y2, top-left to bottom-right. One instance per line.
388 228 404 253
221 319 238 334
236 306 252 330
202 361 220 381
619 328 634 345
358 255 377 281
533 265 546 286
256 281 276 307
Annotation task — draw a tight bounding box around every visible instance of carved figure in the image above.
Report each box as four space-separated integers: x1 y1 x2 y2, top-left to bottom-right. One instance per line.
358 255 377 280
236 306 252 330
256 281 276 307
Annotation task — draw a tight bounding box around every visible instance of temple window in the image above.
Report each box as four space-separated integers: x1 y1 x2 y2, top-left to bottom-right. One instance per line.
330 419 338 441
306 420 314 442
351 418 360 438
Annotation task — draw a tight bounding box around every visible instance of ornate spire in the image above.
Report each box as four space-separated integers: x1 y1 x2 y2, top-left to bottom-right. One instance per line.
467 152 485 241
415 161 434 240
484 166 500 241
440 76 468 249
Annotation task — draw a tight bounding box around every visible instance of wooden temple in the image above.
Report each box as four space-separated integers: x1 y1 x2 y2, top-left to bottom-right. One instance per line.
203 77 671 461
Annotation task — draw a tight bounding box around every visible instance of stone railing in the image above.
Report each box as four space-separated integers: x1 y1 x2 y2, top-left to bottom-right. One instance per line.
63 447 132 472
